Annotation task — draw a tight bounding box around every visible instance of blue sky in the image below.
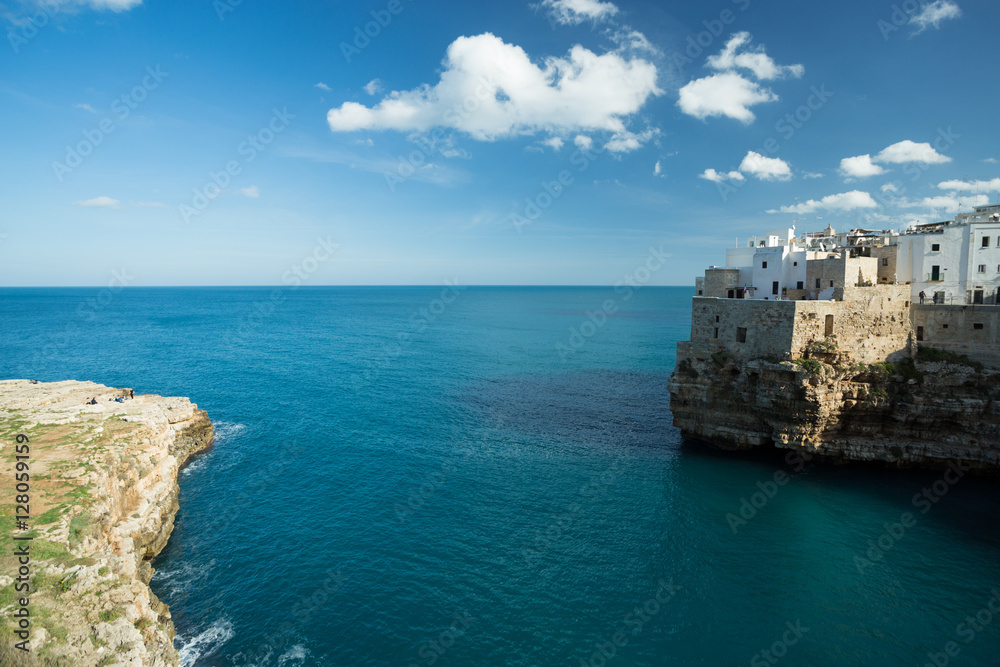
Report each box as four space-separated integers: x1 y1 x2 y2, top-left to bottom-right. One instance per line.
1 0 998 286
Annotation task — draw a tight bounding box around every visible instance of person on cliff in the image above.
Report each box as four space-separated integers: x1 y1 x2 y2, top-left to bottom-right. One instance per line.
919 290 926 304
130 389 134 399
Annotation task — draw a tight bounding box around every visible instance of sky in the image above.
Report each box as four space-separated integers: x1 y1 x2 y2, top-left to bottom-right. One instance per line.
1 0 998 286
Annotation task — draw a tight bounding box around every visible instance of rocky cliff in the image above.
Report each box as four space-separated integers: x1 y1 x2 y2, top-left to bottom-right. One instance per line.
0 380 213 666
668 344 1000 471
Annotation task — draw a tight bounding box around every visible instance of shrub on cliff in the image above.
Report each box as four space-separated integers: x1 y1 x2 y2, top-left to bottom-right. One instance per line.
916 346 984 372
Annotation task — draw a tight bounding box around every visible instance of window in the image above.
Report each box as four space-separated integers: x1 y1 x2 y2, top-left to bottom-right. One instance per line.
815 278 821 289
983 237 991 248
728 289 735 299
762 261 768 269
793 261 798 266
931 244 940 251
772 281 779 295
978 265 986 273
974 323 984 330
736 327 747 343
697 290 703 295
759 241 765 247
715 315 720 323
796 281 804 290
830 281 834 287
882 258 889 266
942 324 948 329
714 327 719 339
916 326 924 341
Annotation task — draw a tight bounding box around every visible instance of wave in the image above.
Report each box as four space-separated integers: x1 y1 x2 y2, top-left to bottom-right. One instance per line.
150 558 216 597
181 421 246 476
277 644 310 666
176 618 235 667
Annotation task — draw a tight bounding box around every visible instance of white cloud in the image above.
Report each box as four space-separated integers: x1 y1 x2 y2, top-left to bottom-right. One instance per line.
706 32 804 81
900 194 989 210
677 72 776 124
802 172 823 179
911 0 961 33
76 196 120 209
541 137 564 151
363 79 383 95
699 168 744 183
240 186 260 198
74 103 97 113
875 140 951 165
653 160 663 177
574 135 592 150
938 178 1000 192
609 29 660 55
768 190 877 214
315 82 332 92
604 129 656 153
327 33 661 151
881 182 899 193
739 151 791 181
983 158 998 164
839 154 887 178
540 0 619 25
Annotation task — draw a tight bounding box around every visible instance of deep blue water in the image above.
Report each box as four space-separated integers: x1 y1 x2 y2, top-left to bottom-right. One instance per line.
2 286 999 667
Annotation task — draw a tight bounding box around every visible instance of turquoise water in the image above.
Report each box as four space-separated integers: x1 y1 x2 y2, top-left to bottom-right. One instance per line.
1 286 999 666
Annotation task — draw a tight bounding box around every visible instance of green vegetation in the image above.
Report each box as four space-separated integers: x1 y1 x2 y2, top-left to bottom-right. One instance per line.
98 566 109 576
98 608 123 623
805 337 838 355
897 358 924 384
792 358 824 374
870 362 895 376
916 346 984 372
68 514 96 547
871 387 890 400
711 350 729 367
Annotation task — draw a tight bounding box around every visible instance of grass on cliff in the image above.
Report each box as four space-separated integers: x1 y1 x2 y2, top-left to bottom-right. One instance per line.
792 358 825 375
916 346 985 372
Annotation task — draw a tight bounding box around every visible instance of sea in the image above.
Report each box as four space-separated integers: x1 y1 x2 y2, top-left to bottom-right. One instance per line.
1 286 999 666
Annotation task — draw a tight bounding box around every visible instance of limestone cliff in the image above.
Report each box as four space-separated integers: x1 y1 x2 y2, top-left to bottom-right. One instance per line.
668 344 1000 471
0 380 213 666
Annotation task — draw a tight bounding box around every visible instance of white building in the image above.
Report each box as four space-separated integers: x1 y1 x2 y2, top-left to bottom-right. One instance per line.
896 205 1000 304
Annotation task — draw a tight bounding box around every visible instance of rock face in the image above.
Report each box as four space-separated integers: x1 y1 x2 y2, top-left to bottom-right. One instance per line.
0 380 213 666
668 345 1000 471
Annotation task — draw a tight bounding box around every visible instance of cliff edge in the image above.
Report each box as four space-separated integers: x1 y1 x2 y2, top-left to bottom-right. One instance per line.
668 343 1000 471
0 379 213 666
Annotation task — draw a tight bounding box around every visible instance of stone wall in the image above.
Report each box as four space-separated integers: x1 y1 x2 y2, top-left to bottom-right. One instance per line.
689 284 912 364
704 268 741 298
873 245 898 284
913 304 1000 367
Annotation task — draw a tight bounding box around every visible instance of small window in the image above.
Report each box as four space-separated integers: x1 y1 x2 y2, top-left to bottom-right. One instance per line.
728 289 735 299
714 327 719 339
759 241 765 247
942 324 948 329
762 261 768 269
815 278 821 289
931 244 940 251
736 327 747 343
978 264 986 273
715 315 720 323
983 237 990 248
796 281 804 290
793 261 798 266
698 290 703 295
882 258 889 266
917 326 924 341
974 323 984 330
830 280 834 287
772 281 779 295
